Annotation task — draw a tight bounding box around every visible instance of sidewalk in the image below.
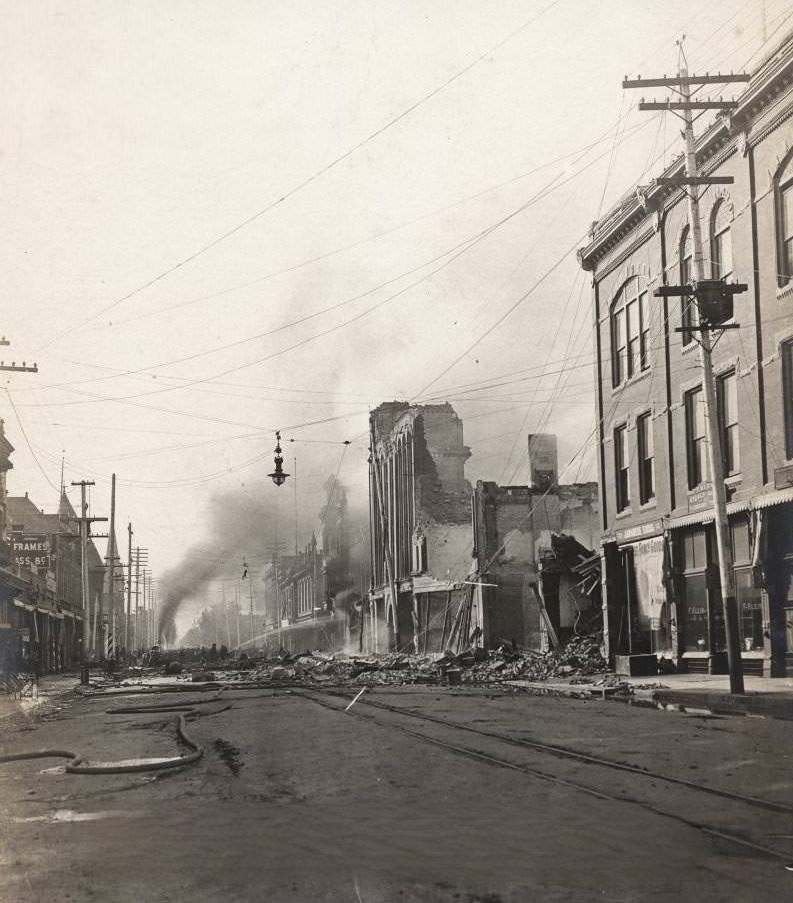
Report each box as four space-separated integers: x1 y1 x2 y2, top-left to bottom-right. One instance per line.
0 672 82 721
508 671 793 719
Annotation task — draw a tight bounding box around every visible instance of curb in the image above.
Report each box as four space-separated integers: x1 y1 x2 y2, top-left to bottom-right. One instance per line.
507 679 793 721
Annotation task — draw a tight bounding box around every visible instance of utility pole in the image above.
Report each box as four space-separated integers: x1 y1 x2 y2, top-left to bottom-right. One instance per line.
106 474 116 660
125 523 133 658
134 548 149 652
624 44 749 694
70 480 107 662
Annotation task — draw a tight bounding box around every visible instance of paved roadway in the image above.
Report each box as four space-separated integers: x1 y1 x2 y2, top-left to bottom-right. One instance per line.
2 680 793 902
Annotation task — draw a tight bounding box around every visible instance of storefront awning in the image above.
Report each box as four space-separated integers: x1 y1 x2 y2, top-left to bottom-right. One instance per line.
653 488 793 534
12 598 36 612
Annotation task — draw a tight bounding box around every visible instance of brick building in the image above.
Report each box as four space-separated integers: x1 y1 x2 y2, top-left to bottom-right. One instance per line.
470 435 599 651
578 31 793 675
367 402 472 653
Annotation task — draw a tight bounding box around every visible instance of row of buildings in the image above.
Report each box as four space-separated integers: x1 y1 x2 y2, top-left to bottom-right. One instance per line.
357 29 793 677
0 426 127 677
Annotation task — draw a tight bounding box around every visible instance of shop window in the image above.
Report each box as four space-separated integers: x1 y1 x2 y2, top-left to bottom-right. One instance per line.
783 339 793 459
710 199 733 280
637 412 655 504
614 423 630 512
775 149 793 287
679 226 698 346
717 370 740 476
610 277 649 387
685 386 708 489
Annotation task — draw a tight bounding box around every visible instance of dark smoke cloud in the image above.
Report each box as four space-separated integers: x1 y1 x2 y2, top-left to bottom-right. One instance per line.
156 484 283 642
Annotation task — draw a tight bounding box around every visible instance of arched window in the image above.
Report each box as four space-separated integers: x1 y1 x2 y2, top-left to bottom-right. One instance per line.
610 276 649 387
679 225 697 346
776 151 793 287
710 199 733 280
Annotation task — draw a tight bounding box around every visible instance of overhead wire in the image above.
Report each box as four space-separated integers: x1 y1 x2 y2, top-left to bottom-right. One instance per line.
35 0 563 354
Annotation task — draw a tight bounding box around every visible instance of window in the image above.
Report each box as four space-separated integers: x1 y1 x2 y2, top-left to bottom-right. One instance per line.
610 277 649 387
776 151 793 287
717 370 740 476
685 386 709 489
710 199 733 280
783 339 793 459
637 412 655 504
614 423 630 512
679 226 699 346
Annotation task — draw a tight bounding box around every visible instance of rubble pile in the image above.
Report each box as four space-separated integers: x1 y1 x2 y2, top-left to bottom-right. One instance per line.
243 634 608 687
457 634 608 684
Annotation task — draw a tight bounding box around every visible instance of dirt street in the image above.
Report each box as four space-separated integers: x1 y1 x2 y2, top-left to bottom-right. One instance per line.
1 682 792 902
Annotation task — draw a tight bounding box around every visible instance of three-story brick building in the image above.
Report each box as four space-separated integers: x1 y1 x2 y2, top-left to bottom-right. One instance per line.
578 31 793 676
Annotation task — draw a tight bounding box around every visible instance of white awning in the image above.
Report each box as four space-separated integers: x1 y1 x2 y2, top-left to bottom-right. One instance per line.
664 487 793 532
12 598 36 612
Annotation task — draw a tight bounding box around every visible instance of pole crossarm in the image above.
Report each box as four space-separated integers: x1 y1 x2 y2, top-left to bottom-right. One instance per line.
0 362 38 373
623 74 750 89
654 282 748 297
656 176 734 186
638 100 738 111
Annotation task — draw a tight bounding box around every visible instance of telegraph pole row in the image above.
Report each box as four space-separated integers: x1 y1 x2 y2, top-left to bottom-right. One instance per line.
623 43 749 694
70 480 107 662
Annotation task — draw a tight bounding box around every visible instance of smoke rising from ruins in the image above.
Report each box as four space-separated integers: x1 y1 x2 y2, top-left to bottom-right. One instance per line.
156 474 370 645
156 484 282 643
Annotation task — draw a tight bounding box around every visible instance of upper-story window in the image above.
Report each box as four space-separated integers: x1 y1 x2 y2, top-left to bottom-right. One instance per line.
610 277 649 387
685 385 708 489
710 199 733 281
776 150 793 287
717 370 740 477
614 423 630 512
680 225 698 346
637 411 655 505
782 339 793 459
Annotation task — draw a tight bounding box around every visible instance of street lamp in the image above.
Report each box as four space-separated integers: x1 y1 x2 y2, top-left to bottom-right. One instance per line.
268 431 290 487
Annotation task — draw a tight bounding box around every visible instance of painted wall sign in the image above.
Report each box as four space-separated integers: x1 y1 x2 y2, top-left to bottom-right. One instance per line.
10 533 52 571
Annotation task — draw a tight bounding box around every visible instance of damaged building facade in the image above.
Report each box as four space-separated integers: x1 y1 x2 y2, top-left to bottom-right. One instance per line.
470 435 600 652
367 405 599 654
578 33 793 676
367 402 473 653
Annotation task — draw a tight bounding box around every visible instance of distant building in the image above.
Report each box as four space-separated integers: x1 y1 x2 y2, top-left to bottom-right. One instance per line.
3 490 105 671
258 480 363 654
578 30 793 676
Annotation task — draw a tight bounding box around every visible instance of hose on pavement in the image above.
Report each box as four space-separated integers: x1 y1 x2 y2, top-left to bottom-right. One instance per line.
0 693 230 775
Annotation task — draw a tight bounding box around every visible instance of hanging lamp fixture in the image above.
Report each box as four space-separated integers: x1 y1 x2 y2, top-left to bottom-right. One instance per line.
268 430 290 487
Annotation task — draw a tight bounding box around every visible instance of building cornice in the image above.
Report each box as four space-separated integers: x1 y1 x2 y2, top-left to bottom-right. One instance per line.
579 28 793 272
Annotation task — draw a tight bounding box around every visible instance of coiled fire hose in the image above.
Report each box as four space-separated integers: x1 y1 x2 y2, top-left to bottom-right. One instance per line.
0 692 230 775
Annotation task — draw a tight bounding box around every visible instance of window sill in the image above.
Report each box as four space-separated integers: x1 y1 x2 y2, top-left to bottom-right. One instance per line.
777 281 793 302
638 499 658 512
614 508 633 520
611 367 652 396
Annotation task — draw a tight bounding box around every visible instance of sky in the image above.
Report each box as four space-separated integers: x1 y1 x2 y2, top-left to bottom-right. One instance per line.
0 0 788 632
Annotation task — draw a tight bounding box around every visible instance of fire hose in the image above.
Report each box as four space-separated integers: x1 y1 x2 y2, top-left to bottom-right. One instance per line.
0 692 231 775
